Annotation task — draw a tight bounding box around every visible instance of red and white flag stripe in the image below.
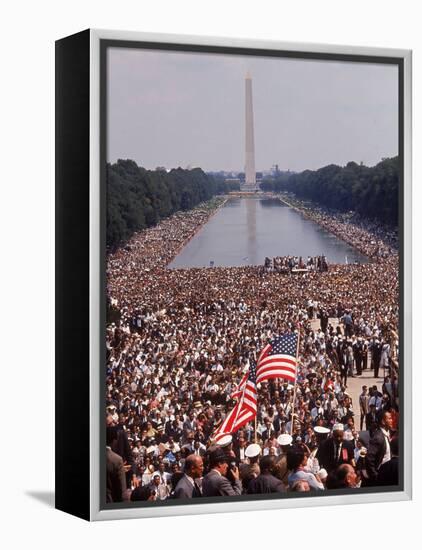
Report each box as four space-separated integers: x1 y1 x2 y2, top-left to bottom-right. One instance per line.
256 334 298 384
256 354 297 383
213 366 257 442
230 372 248 400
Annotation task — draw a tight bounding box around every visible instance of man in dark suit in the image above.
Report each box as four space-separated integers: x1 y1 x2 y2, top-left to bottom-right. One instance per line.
192 439 206 458
339 345 349 387
316 423 355 475
261 417 275 443
365 404 378 436
366 410 394 484
370 339 383 378
319 308 329 333
232 434 247 462
173 454 204 498
359 385 370 430
106 426 127 503
165 416 183 440
377 436 399 486
353 338 364 376
247 455 286 494
112 423 134 487
202 448 242 497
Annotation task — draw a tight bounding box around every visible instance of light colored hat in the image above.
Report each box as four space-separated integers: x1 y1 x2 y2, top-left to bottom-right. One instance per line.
245 443 261 458
277 434 293 446
332 423 344 432
314 426 330 435
216 434 233 447
317 468 328 480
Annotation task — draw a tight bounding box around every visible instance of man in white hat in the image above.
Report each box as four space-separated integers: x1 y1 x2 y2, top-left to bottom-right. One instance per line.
317 468 328 487
216 434 233 449
215 434 237 461
245 443 261 460
277 433 293 448
239 443 261 491
274 433 293 489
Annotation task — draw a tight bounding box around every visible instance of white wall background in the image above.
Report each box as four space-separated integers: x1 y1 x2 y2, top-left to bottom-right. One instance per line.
0 0 419 546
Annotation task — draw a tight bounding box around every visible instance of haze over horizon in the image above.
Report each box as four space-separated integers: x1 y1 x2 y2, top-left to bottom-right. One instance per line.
107 47 398 173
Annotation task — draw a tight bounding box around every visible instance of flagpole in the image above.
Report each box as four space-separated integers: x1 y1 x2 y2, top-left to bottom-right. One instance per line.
290 328 301 436
229 374 247 438
253 350 258 444
254 414 257 443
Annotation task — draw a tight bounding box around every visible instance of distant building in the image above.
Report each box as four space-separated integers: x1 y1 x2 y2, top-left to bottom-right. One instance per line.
225 178 241 185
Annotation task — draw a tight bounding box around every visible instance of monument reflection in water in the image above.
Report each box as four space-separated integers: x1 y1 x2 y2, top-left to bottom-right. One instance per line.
168 198 368 269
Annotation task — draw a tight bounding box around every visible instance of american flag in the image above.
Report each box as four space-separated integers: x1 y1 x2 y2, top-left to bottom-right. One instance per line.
213 360 258 442
256 333 298 384
230 372 248 400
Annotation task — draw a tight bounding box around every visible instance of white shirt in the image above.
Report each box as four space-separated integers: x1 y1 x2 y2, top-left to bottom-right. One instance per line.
153 470 172 484
142 472 153 485
380 428 391 464
369 395 383 410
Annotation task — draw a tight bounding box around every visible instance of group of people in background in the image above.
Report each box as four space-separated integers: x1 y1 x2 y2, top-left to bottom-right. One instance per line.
264 255 329 273
106 196 399 504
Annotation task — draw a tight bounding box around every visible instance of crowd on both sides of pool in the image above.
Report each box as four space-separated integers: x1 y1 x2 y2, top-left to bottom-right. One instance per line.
105 196 399 503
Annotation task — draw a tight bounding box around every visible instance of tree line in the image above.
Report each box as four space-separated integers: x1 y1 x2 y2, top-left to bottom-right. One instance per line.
261 157 399 226
107 159 238 249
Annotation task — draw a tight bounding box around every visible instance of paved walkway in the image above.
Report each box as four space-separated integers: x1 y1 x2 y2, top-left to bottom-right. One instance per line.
346 369 384 421
309 317 384 425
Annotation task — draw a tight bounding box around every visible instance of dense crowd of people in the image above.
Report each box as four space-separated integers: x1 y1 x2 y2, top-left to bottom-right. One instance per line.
278 193 398 259
106 196 400 504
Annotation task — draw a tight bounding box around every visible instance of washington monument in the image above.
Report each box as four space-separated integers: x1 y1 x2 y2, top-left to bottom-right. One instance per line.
243 72 257 190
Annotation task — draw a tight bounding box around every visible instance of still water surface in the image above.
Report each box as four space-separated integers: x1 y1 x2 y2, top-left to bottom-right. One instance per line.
168 198 368 268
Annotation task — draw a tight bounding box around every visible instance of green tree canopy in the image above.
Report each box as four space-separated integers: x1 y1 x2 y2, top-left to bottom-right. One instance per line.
260 157 399 226
106 160 235 249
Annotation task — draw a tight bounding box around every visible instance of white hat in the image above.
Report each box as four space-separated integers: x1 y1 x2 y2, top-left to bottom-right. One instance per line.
245 443 261 458
314 426 331 434
317 468 328 480
277 434 293 446
216 434 233 447
332 423 344 432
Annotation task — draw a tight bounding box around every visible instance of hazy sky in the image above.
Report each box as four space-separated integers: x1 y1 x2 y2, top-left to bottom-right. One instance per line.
107 47 398 172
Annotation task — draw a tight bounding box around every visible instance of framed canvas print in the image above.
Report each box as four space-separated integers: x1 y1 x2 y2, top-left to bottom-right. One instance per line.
55 29 412 521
